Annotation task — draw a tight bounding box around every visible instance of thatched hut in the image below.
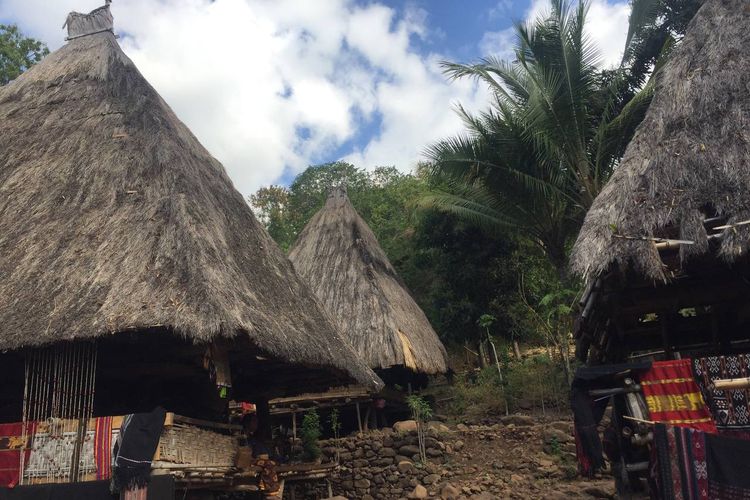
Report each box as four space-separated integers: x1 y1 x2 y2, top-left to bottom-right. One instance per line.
289 187 448 384
571 0 750 363
0 4 381 424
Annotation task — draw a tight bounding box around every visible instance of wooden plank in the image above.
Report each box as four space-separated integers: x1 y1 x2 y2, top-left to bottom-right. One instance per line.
172 414 242 431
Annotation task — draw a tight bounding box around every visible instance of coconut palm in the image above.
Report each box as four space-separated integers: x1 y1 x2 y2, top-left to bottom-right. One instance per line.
422 0 654 275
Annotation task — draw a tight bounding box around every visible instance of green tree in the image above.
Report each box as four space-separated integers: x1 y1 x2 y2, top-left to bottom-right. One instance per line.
623 0 704 91
422 0 653 276
0 24 48 86
249 185 292 245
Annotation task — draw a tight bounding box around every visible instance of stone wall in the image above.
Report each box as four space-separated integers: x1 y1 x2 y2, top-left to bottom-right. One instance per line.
304 420 453 499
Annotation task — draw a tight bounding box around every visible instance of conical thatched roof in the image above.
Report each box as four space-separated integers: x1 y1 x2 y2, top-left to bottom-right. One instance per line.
571 0 750 283
288 188 448 375
0 9 381 390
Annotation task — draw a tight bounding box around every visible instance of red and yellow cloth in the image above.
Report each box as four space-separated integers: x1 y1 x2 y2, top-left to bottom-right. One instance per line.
95 416 114 480
640 359 717 433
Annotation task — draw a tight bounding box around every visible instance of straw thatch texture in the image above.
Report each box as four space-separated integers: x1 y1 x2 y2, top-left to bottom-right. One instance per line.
288 188 448 374
571 0 750 283
0 31 381 390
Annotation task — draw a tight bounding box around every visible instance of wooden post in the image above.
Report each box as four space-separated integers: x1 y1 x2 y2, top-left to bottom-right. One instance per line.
355 402 363 433
363 404 371 432
291 410 297 441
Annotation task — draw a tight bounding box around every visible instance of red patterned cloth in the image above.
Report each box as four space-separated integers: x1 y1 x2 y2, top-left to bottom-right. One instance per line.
653 423 709 500
95 416 114 480
640 359 717 433
0 423 31 488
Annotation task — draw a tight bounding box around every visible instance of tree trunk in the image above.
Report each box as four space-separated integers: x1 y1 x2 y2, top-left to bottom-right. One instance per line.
513 339 522 360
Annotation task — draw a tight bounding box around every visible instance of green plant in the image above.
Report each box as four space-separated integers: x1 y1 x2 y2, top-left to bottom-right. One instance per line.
549 436 561 456
329 408 341 462
301 409 322 461
406 395 433 463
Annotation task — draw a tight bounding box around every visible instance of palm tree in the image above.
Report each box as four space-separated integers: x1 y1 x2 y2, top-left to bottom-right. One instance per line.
422 0 653 276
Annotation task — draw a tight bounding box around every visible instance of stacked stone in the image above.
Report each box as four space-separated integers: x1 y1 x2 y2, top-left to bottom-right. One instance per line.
318 421 450 499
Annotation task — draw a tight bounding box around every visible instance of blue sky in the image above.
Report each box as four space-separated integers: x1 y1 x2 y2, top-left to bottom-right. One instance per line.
0 0 630 195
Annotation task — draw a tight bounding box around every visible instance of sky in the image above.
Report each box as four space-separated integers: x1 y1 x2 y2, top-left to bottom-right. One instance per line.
0 0 630 196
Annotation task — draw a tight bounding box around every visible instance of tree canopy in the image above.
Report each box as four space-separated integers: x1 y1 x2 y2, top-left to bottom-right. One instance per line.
0 24 48 86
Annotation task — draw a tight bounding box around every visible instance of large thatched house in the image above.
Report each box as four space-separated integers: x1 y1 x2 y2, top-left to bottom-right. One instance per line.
571 0 750 365
0 4 381 423
289 187 448 382
568 3 750 495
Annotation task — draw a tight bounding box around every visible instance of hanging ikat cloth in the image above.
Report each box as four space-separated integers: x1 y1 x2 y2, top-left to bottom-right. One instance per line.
640 359 717 433
693 355 750 431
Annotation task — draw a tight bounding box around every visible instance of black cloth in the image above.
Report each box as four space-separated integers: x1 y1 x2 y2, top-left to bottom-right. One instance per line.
111 407 166 493
0 476 174 499
570 362 652 476
706 431 750 498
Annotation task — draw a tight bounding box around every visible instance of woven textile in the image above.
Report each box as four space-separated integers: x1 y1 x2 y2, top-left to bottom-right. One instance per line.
653 423 750 500
640 360 716 433
653 424 709 500
693 355 750 430
0 424 29 488
94 416 113 480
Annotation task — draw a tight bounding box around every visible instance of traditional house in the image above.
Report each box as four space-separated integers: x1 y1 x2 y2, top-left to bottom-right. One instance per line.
570 0 750 495
571 0 750 364
289 187 448 387
0 3 380 494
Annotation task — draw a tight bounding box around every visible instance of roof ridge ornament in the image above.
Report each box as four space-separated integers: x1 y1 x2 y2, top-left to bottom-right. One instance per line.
63 1 114 41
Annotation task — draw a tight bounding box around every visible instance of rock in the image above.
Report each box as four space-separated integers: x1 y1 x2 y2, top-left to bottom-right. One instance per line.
426 448 443 457
362 495 375 500
399 445 420 456
326 497 348 500
544 428 573 444
453 440 465 451
394 420 418 433
379 447 397 457
456 423 469 432
440 483 460 500
422 473 440 485
500 415 535 426
551 421 572 433
354 478 371 489
428 421 451 434
582 486 614 498
510 474 524 483
409 484 428 499
397 460 415 473
470 493 494 500
542 494 569 500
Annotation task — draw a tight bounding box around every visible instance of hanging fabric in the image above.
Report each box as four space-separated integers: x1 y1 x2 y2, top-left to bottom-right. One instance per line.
111 407 166 493
203 344 232 397
653 423 750 500
640 359 716 433
94 416 113 480
0 423 31 488
693 355 750 431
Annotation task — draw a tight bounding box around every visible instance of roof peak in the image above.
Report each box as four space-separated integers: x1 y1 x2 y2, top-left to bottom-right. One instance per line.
64 2 113 40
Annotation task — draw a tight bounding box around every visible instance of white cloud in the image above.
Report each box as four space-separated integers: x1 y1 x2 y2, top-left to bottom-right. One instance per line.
0 0 631 195
480 0 630 69
0 0 490 196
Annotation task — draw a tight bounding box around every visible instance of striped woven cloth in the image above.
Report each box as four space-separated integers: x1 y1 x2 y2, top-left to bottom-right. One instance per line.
640 359 717 433
94 416 114 480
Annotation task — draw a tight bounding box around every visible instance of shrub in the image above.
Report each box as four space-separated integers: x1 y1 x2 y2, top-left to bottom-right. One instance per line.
301 409 322 460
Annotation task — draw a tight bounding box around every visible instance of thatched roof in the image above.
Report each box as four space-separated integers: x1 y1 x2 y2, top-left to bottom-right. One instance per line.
0 11 381 391
288 188 448 375
571 0 750 283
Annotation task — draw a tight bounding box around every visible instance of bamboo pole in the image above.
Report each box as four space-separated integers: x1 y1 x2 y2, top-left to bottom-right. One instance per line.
355 402 362 433
714 377 750 390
